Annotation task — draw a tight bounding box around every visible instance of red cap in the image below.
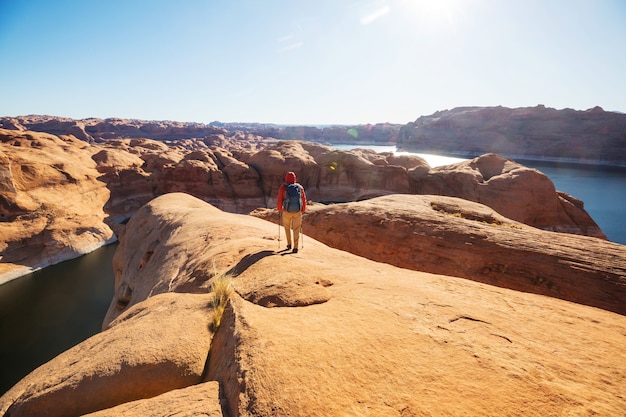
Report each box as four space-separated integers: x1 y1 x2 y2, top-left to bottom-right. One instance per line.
284 172 296 184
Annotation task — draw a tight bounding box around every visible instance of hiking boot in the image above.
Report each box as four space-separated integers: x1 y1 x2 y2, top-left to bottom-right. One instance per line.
292 248 298 253
286 244 292 250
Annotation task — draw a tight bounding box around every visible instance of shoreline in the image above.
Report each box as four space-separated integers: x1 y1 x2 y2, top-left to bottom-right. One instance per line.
398 148 626 169
328 142 626 169
0 237 118 286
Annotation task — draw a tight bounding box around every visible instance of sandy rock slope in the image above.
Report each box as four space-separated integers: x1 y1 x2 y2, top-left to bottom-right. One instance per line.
2 193 624 416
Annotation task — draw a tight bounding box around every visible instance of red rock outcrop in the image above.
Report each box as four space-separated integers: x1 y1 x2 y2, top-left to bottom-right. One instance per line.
409 153 606 238
253 194 625 315
92 137 267 219
398 105 626 165
2 193 625 416
0 129 115 283
95 138 426 220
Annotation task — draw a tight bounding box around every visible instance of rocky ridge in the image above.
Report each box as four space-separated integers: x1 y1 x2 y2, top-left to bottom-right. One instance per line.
1 116 401 146
2 193 624 416
0 115 225 142
0 128 608 284
253 194 626 315
4 108 626 166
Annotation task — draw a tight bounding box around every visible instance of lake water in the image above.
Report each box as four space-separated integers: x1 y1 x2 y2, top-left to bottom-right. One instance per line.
1 148 624 395
0 244 117 394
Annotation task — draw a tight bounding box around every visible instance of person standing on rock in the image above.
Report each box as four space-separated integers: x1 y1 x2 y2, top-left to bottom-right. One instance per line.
277 171 307 253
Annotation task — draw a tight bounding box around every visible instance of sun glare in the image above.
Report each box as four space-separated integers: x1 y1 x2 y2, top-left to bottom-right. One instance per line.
396 0 466 27
360 5 391 25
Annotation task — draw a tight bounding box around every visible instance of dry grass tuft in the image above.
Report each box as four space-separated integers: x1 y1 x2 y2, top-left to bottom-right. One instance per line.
210 271 234 331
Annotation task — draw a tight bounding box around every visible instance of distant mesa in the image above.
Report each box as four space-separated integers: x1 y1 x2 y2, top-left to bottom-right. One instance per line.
397 105 626 166
2 105 625 166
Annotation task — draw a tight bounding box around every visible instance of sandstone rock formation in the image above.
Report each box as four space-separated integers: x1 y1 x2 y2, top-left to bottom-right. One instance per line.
92 137 268 220
2 193 625 416
1 291 218 417
409 153 606 238
1 116 402 146
0 127 608 284
82 382 223 417
0 129 115 284
398 105 626 165
254 194 626 314
0 115 226 142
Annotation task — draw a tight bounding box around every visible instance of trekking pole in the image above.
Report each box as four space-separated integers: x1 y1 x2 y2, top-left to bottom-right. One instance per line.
278 210 282 250
300 214 304 249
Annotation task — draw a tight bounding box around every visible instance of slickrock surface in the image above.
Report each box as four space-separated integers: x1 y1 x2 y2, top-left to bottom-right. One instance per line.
2 193 625 416
82 382 223 417
254 194 625 315
0 291 216 417
398 105 626 165
0 129 114 283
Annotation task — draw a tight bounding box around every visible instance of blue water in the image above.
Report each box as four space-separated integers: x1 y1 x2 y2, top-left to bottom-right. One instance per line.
0 244 117 395
518 161 626 245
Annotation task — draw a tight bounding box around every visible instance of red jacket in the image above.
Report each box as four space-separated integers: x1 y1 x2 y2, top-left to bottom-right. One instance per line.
277 172 306 212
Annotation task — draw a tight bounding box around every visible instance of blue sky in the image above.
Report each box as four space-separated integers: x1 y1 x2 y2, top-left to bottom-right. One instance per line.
1 0 625 125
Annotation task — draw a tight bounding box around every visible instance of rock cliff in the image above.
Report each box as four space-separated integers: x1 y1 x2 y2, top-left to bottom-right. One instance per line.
0 129 115 283
410 153 606 238
2 193 624 416
398 105 626 165
0 128 608 283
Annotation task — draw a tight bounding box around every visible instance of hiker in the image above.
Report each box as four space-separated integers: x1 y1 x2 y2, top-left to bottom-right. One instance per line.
277 171 307 253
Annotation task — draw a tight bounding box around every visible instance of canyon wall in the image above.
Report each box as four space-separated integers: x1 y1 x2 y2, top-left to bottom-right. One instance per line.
398 105 626 165
0 130 115 282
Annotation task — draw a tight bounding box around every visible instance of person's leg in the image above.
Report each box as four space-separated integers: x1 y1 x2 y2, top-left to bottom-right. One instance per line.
291 212 302 249
282 212 292 248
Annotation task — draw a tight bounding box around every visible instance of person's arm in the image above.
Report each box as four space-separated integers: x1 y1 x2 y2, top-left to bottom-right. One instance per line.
300 186 307 212
277 185 285 211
